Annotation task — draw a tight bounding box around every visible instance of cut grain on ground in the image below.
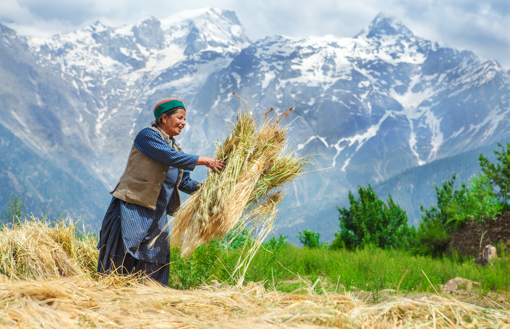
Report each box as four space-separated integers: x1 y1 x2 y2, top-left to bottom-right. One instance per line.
0 277 509 328
0 218 508 327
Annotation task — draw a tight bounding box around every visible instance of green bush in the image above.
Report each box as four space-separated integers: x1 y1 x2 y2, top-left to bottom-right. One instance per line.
416 173 503 257
297 230 325 249
419 174 467 228
479 142 510 203
329 232 346 250
336 184 415 250
220 226 253 250
262 234 290 281
169 242 220 289
416 174 466 257
264 234 289 253
414 216 451 257
446 174 502 226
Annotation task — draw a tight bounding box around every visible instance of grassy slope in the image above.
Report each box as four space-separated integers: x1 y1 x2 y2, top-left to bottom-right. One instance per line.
170 241 510 300
223 246 510 293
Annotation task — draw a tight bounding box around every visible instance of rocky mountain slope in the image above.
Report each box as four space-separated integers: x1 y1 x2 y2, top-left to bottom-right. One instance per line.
0 124 108 227
1 9 509 237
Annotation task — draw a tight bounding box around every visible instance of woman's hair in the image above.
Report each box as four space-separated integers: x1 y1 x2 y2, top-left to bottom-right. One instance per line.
151 107 185 127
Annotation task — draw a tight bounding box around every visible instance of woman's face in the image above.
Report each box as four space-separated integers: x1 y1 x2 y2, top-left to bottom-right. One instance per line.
161 108 186 137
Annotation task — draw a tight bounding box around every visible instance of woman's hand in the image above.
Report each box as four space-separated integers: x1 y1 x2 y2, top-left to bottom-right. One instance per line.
197 156 226 174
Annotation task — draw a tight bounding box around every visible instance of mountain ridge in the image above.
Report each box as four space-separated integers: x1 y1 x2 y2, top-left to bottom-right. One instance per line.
1 9 509 238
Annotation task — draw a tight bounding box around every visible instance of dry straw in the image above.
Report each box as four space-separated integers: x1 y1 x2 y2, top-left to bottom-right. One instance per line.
0 218 507 328
0 277 508 328
0 217 97 280
170 93 309 282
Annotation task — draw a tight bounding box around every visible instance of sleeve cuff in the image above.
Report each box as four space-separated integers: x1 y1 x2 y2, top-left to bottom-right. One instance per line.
188 154 200 171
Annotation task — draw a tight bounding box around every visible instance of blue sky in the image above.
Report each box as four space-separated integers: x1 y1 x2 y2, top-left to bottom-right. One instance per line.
1 0 509 68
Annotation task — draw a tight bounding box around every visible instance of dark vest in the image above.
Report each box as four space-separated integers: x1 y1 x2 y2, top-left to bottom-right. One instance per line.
110 127 183 215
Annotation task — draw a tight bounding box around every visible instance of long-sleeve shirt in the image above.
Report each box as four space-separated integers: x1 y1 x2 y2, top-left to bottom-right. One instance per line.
97 128 200 264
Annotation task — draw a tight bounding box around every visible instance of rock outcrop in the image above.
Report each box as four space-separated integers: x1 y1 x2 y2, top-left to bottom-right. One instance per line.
447 212 510 257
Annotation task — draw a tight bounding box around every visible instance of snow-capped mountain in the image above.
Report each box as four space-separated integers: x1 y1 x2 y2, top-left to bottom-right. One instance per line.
186 13 510 237
1 9 510 239
3 8 248 184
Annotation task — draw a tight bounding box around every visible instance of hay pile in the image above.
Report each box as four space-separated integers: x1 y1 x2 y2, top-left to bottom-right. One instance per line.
171 94 309 264
0 277 508 328
0 218 97 280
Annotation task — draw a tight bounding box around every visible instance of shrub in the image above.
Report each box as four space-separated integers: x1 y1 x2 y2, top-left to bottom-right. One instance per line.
479 142 510 203
414 216 451 257
329 232 346 250
420 174 467 228
297 230 324 249
262 234 290 270
220 226 253 250
446 174 502 226
264 234 289 253
336 184 415 250
416 174 466 257
169 242 220 289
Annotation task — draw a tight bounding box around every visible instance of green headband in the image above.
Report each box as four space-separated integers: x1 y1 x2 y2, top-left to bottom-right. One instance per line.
153 99 186 119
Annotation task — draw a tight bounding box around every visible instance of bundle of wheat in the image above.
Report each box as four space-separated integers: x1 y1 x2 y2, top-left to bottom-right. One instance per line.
171 94 309 266
0 218 97 280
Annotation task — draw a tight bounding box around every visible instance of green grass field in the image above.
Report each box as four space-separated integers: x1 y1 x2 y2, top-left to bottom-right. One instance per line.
169 241 510 300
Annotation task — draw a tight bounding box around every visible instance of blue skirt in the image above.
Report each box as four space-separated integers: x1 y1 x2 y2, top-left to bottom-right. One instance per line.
97 198 170 285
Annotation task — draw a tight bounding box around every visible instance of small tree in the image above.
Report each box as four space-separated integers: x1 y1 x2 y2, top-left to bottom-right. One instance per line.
446 174 502 226
420 173 467 228
297 230 323 249
416 174 466 257
329 232 346 250
479 142 510 203
336 184 415 250
263 234 289 265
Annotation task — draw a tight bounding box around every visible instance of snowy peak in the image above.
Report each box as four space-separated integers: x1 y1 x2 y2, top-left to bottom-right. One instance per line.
221 10 243 26
0 23 17 39
356 13 414 39
86 21 110 34
130 17 165 50
161 7 249 54
25 7 252 83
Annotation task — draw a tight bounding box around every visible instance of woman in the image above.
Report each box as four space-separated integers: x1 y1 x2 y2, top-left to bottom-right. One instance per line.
97 98 225 286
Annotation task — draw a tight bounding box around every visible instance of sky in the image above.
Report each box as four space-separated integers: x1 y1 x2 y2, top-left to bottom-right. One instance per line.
1 0 509 68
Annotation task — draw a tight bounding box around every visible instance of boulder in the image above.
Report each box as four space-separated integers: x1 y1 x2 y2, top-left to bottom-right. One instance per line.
475 244 497 266
441 277 480 294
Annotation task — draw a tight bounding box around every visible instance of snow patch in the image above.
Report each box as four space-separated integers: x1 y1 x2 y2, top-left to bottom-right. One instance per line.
261 71 275 89
332 112 392 169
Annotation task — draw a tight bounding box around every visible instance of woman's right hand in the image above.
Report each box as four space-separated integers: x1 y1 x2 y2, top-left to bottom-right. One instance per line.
197 156 226 174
